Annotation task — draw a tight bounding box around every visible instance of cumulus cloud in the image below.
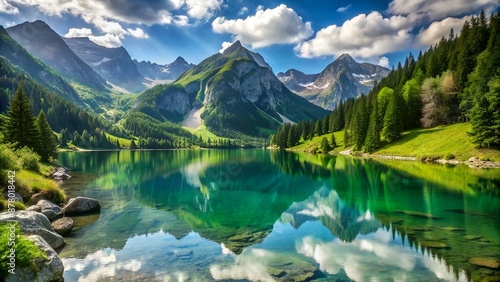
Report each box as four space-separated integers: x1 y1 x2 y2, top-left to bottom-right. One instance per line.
64 27 92 38
336 4 351 13
127 27 149 39
2 0 226 32
219 41 233 53
294 12 413 60
388 0 499 22
89 33 123 48
185 0 224 20
64 27 123 47
378 57 390 68
212 4 313 49
0 0 18 14
417 16 470 46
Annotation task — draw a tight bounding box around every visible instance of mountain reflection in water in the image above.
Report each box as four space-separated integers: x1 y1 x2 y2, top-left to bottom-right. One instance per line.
58 150 500 281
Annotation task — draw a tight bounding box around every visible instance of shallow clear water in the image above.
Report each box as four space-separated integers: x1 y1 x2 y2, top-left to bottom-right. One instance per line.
57 149 500 282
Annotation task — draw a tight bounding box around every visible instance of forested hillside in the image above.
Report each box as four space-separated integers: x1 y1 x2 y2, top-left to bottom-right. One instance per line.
271 11 500 153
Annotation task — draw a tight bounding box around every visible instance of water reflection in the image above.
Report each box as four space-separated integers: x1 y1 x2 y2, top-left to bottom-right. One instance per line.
58 150 500 281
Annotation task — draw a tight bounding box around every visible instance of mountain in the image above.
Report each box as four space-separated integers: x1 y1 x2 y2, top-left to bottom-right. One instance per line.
134 56 195 82
6 20 108 91
132 41 329 138
0 25 81 104
277 69 319 92
63 37 147 93
278 54 390 110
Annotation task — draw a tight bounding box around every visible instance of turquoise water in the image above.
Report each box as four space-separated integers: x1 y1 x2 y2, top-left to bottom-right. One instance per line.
57 150 500 281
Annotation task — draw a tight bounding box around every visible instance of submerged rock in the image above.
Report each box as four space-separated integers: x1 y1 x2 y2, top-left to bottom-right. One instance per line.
63 197 101 215
0 211 64 249
464 235 483 240
441 227 465 232
394 210 442 220
51 217 74 235
469 258 500 269
419 241 449 249
5 235 64 282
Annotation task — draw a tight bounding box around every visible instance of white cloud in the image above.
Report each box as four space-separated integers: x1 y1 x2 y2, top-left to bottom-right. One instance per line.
212 4 314 49
219 41 233 53
388 0 499 22
237 6 248 16
89 33 123 48
336 4 351 13
127 27 149 39
417 16 470 46
185 0 223 20
174 15 190 26
378 56 390 68
65 27 93 38
295 12 413 60
0 0 18 14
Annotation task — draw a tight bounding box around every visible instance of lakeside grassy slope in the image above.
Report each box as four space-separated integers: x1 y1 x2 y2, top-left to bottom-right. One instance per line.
290 122 500 162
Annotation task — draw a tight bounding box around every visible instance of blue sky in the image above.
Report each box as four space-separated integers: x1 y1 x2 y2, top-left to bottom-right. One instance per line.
1 0 498 74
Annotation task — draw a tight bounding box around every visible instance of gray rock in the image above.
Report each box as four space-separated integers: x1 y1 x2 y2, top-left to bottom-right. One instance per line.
27 205 42 212
50 167 71 180
37 200 62 220
3 192 23 203
0 211 65 249
51 217 73 235
63 197 101 215
5 235 64 282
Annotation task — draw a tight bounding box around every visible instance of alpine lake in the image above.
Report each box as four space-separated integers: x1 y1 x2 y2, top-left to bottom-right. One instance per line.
56 149 500 282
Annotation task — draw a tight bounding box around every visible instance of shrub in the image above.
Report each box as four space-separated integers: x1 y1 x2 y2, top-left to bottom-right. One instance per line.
0 223 47 279
16 147 40 171
0 200 26 211
444 153 456 160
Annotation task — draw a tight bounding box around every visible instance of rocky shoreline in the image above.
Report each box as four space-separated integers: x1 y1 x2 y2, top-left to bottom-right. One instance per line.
0 167 101 282
338 149 500 168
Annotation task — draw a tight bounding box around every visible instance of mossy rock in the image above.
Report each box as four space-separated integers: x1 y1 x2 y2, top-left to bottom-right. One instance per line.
468 258 500 269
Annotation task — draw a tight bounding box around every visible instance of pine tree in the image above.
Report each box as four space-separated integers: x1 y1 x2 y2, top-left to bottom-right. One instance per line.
36 111 57 162
5 85 40 151
351 96 368 151
320 137 331 153
364 98 381 153
116 139 120 149
330 133 337 148
469 76 500 147
129 139 136 149
382 92 403 142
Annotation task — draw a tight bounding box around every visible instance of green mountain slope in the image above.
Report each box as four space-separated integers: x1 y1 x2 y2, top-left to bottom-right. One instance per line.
0 26 81 104
132 41 329 138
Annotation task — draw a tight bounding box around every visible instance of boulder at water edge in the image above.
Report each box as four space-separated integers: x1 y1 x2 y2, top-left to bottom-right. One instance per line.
0 211 65 249
51 217 74 235
5 235 64 282
51 167 71 180
62 197 101 215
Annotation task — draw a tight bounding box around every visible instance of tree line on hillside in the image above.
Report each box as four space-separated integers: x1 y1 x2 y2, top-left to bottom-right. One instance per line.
2 85 57 162
271 11 500 151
